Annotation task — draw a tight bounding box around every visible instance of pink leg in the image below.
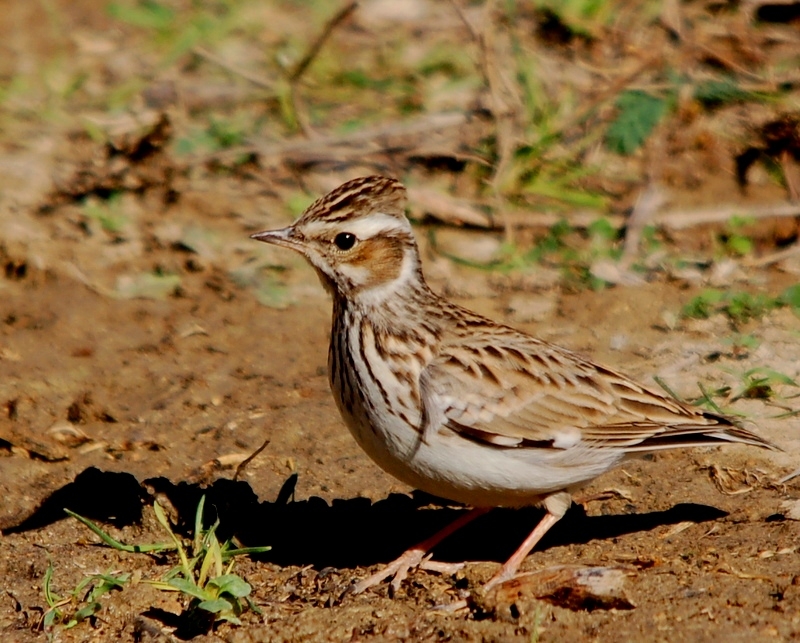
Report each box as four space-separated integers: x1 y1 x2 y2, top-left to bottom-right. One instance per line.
483 510 563 592
352 506 491 594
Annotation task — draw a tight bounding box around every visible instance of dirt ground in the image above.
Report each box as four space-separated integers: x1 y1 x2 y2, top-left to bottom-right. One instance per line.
2 1 800 642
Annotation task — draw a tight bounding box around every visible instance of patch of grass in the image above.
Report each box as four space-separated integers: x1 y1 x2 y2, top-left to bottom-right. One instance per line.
605 90 670 155
521 162 610 209
691 382 741 417
106 0 240 62
719 215 755 257
532 0 630 38
729 367 799 402
456 217 623 290
63 496 270 632
693 77 757 109
41 562 130 632
175 115 250 156
722 333 761 358
81 193 127 235
680 285 800 324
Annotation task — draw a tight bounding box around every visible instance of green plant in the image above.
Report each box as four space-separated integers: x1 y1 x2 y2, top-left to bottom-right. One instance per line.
720 216 755 257
41 562 129 631
81 193 127 234
680 287 800 324
722 333 760 358
66 496 269 628
106 0 239 62
175 116 250 156
693 77 755 108
729 367 799 402
605 90 670 155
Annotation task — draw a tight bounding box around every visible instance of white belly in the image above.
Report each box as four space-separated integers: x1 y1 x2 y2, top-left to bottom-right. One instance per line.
337 392 624 508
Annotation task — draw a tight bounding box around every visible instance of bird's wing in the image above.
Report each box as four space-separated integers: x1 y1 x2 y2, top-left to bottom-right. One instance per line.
419 327 771 452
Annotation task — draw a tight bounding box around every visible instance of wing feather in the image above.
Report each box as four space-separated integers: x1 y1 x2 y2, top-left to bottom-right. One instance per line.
420 325 774 453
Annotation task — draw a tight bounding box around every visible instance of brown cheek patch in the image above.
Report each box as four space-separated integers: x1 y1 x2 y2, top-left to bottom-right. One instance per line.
348 237 404 288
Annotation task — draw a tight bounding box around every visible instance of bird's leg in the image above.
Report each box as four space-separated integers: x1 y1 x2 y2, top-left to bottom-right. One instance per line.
352 506 490 594
483 492 571 593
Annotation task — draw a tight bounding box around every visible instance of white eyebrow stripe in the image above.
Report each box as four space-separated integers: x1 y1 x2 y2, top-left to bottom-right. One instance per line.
344 213 411 238
304 212 410 240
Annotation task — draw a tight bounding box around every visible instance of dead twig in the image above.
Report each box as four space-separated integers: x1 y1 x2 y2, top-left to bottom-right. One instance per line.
407 186 492 227
450 0 521 242
285 2 358 137
192 46 276 92
744 243 800 268
203 111 470 164
653 202 800 229
620 184 666 268
233 438 270 482
289 2 358 84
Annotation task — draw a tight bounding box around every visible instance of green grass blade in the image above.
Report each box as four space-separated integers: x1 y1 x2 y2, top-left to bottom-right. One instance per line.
64 602 102 629
193 495 206 555
43 560 61 607
168 577 212 601
222 546 272 558
64 509 176 553
153 501 191 573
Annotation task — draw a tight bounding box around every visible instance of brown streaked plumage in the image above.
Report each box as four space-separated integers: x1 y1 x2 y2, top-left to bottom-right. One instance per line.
251 176 777 595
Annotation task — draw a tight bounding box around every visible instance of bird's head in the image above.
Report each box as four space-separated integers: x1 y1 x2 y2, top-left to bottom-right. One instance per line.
251 176 424 302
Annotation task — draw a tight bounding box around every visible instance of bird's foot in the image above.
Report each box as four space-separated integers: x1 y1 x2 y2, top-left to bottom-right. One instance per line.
351 548 465 595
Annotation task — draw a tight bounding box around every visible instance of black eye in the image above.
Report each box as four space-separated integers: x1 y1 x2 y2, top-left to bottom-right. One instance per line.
333 232 357 250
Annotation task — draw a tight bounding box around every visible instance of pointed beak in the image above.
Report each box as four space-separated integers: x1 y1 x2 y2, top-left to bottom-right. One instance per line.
250 226 303 251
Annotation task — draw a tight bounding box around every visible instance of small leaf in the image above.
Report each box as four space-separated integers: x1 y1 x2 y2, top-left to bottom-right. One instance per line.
197 598 233 614
168 578 212 601
208 574 252 598
43 609 59 629
606 91 668 155
64 602 102 629
694 78 752 108
222 546 272 558
216 613 243 625
726 234 753 256
780 284 800 310
107 0 175 30
86 573 130 602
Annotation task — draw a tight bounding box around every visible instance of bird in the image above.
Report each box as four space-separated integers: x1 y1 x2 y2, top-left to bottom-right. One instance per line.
251 175 777 595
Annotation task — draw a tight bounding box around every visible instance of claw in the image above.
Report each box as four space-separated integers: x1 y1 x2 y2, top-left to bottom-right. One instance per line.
352 549 465 595
352 548 426 594
350 507 490 595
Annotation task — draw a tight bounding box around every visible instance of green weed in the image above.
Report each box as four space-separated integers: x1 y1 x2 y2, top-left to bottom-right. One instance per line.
41 562 130 632
728 367 799 402
460 217 623 290
606 90 670 155
107 0 239 62
175 116 250 156
681 285 800 324
81 194 127 235
64 496 270 630
719 216 755 257
693 77 757 109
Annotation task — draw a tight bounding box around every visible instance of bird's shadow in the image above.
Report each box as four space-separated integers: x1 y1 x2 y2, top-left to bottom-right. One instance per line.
5 466 727 568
